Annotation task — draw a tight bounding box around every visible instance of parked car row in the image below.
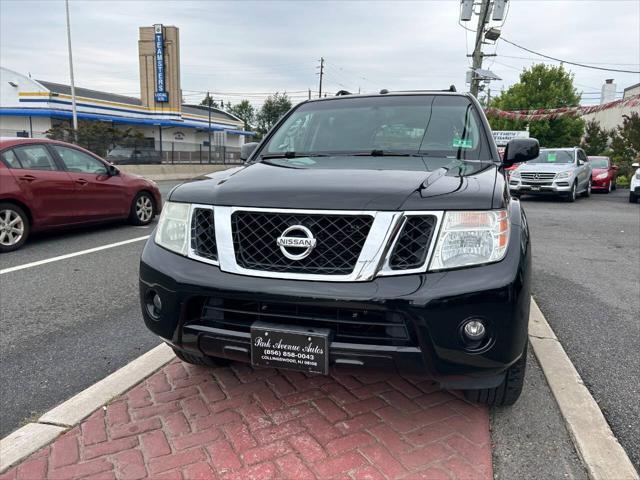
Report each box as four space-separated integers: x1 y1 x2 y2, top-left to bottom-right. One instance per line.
0 137 162 252
506 147 634 202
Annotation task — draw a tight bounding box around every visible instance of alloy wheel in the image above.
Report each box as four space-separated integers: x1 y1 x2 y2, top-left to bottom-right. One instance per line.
136 196 153 223
0 209 25 246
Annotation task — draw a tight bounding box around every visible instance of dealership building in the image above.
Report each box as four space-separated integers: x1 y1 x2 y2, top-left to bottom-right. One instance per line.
0 25 252 162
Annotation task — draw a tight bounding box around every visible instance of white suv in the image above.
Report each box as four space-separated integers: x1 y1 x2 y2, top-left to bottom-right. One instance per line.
630 162 640 203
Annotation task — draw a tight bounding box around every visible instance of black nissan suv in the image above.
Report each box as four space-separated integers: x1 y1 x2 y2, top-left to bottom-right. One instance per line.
139 91 539 406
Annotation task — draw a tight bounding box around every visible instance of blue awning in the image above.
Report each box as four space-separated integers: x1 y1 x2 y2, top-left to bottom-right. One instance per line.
0 108 255 136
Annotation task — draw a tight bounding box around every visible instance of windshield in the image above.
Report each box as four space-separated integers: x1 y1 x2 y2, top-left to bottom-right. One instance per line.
588 157 610 168
260 95 493 162
528 150 575 164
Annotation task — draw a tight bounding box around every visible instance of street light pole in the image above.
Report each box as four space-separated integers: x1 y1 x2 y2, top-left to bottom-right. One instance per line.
64 0 78 141
470 0 491 98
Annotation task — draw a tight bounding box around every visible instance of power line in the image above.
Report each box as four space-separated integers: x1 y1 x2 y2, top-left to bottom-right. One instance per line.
498 54 640 66
499 37 640 74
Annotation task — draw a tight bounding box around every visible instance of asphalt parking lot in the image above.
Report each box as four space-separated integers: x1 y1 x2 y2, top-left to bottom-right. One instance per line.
521 188 640 470
0 182 636 477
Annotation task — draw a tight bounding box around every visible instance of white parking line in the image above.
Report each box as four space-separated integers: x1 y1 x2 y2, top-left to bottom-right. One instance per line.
0 235 150 275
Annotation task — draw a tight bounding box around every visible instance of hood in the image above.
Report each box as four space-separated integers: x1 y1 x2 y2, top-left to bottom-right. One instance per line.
517 162 575 173
169 160 498 211
591 167 609 174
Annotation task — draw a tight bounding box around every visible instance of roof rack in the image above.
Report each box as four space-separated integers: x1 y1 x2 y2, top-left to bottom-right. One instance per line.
381 86 458 94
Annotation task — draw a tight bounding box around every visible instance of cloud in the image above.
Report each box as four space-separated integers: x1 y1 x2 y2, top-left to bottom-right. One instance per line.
1 0 638 106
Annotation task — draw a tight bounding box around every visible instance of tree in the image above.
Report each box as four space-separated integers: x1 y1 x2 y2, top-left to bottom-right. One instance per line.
488 64 585 148
200 93 220 110
46 120 143 157
256 92 292 136
580 120 609 156
609 112 640 176
226 99 255 132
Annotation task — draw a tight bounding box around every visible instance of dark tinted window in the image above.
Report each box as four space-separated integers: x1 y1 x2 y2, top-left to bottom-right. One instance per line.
1 150 22 169
14 145 58 171
53 146 108 174
262 95 492 161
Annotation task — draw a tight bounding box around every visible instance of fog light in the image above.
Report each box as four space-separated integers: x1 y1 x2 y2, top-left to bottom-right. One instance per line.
463 320 486 340
153 294 162 312
145 290 162 320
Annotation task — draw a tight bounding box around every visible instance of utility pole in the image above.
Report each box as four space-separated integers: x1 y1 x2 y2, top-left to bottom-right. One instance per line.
470 0 491 98
317 57 324 98
64 0 78 141
207 91 212 163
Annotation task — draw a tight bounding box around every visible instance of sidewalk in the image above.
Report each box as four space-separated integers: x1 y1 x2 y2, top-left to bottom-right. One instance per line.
0 359 492 480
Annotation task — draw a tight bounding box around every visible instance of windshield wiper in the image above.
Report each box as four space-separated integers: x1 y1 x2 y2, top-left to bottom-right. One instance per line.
260 152 329 160
351 150 426 157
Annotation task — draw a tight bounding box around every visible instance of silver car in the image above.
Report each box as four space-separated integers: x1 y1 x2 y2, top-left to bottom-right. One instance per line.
508 147 592 202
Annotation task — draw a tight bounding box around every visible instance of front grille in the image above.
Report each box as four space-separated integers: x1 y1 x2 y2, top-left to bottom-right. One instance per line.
389 216 437 270
521 172 556 181
191 208 217 261
231 211 373 275
200 298 414 346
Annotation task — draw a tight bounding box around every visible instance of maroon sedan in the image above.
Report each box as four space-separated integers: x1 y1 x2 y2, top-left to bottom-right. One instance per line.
588 156 618 193
0 137 162 252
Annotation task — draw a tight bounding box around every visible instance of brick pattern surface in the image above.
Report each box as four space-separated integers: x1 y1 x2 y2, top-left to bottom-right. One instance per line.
1 360 492 479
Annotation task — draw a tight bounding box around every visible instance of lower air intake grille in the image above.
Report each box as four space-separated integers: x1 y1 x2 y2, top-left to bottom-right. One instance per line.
191 208 217 261
389 215 437 270
200 298 414 346
231 211 373 275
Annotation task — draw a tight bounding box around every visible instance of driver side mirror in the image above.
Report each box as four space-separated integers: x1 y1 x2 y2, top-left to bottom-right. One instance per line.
503 138 539 168
107 165 119 176
240 142 260 161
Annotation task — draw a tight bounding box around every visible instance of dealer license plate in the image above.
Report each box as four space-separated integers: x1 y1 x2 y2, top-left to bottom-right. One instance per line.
250 322 330 375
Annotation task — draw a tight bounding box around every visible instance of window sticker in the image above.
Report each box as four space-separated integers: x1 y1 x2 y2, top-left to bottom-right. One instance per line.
453 138 473 149
547 152 557 162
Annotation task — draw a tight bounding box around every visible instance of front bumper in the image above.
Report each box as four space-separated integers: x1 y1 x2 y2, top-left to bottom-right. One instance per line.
591 177 612 190
139 214 531 389
509 179 573 195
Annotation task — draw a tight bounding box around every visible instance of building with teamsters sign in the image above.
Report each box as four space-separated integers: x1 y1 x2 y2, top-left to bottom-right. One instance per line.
0 25 253 163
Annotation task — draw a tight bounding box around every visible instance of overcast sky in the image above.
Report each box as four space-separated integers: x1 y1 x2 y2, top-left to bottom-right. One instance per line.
1 0 638 108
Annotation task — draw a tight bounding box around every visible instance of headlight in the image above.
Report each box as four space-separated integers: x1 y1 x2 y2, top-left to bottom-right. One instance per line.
510 170 521 179
595 173 608 180
555 171 572 179
429 210 510 270
155 201 191 255
635 171 640 180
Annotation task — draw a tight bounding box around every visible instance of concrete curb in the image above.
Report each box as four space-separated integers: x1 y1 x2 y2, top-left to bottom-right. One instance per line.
529 298 639 480
119 164 235 181
0 343 175 473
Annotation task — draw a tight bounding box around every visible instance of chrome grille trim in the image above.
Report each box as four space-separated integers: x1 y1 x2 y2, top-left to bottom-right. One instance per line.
520 172 557 181
187 206 445 282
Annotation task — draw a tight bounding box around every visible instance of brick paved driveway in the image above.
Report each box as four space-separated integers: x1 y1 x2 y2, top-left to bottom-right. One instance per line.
1 359 492 479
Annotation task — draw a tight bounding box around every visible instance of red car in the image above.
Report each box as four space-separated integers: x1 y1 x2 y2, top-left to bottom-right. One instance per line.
588 156 618 193
0 137 162 252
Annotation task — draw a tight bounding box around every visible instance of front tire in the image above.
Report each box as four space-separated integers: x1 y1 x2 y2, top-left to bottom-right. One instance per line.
0 203 30 253
129 191 155 226
630 192 638 204
173 348 231 367
463 344 527 406
581 179 592 198
566 182 577 202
